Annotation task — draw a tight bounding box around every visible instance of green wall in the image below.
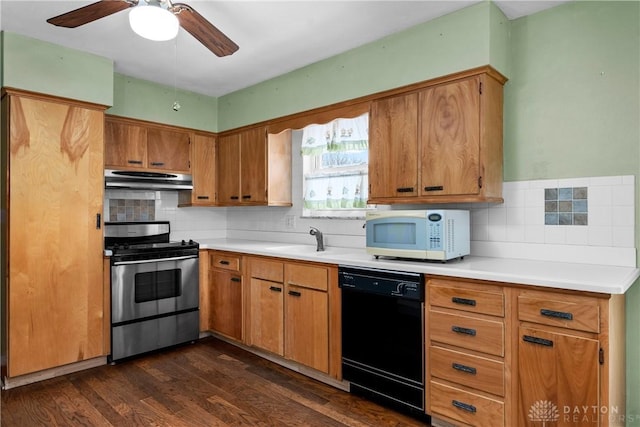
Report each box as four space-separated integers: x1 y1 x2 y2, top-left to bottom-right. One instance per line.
108 73 218 132
1 32 113 106
218 1 506 131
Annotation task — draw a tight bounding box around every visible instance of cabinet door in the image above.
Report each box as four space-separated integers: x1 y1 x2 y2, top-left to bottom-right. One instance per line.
420 77 480 197
518 327 599 427
104 118 147 168
209 270 243 341
240 127 267 204
285 285 329 373
7 95 105 377
216 133 241 205
146 127 191 172
368 93 419 199
191 133 216 205
249 278 284 356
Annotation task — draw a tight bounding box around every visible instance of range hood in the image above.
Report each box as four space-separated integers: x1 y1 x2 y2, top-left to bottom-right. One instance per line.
105 169 193 191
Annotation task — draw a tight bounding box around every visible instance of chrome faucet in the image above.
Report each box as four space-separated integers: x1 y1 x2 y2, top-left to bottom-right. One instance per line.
309 227 325 251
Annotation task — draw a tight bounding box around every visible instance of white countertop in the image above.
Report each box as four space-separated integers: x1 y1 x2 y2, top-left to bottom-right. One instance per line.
197 238 639 295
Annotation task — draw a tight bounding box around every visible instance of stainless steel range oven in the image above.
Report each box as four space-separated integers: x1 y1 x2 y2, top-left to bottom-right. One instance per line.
339 266 427 419
105 221 199 362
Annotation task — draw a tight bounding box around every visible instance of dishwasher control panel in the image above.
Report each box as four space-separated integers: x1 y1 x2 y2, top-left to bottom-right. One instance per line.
338 266 424 301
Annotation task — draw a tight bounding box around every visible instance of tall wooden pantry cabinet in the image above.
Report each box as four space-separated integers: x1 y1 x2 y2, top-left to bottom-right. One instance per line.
1 89 107 385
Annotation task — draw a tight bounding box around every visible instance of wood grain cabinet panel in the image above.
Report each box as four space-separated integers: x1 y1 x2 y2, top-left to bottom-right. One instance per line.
2 90 106 378
518 294 600 333
208 251 243 341
430 381 505 427
104 115 191 173
429 310 505 357
368 68 505 204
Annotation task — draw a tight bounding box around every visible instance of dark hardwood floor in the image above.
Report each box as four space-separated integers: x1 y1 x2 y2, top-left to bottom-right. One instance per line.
1 337 430 426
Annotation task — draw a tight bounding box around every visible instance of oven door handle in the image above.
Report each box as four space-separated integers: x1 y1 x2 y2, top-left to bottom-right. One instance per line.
112 255 199 266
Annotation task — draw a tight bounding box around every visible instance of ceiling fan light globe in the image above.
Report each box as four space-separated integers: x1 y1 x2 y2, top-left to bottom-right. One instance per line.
129 4 179 42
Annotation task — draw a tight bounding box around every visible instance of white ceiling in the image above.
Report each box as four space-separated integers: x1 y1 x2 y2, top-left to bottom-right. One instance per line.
0 0 569 97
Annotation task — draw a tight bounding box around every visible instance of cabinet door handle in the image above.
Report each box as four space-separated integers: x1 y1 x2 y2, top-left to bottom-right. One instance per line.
230 196 239 200
452 400 476 413
523 335 554 347
288 290 302 297
96 213 101 229
242 195 252 199
540 308 573 320
452 363 477 375
230 277 241 283
127 160 143 165
197 196 210 200
451 326 476 336
452 297 476 306
424 185 444 192
219 260 230 265
269 286 282 292
396 187 414 193
150 162 165 167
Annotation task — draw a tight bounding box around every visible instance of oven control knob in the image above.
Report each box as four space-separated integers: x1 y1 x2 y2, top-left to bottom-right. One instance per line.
188 239 195 245
396 283 406 294
181 240 187 245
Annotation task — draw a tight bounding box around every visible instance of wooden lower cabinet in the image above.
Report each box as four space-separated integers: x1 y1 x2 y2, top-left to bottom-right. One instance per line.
246 256 338 377
426 276 625 427
208 251 243 341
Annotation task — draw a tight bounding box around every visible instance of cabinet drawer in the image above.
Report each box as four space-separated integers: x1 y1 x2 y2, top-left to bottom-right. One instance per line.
429 281 504 317
285 263 328 292
210 253 241 272
430 346 504 396
430 380 504 427
250 258 284 282
429 310 504 357
518 295 599 333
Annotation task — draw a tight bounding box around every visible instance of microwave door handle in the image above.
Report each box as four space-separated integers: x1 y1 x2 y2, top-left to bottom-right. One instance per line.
112 255 198 266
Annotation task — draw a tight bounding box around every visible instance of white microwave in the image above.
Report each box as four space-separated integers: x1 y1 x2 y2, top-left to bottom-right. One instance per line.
365 210 470 261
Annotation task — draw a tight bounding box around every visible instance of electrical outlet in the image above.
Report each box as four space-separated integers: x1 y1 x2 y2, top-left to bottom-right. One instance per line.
285 215 296 229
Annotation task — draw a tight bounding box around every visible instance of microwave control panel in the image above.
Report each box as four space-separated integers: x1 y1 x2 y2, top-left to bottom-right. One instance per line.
427 212 444 251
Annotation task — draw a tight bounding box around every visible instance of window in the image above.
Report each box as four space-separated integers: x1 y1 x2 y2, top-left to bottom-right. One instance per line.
301 113 369 218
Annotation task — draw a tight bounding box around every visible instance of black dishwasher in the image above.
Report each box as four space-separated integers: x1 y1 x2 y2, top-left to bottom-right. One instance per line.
339 265 427 417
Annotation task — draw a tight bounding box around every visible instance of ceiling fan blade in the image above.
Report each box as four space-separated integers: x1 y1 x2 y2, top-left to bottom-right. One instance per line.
171 3 239 57
47 0 136 28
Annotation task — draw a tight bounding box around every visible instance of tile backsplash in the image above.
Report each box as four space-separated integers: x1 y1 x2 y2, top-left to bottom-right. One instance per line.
544 186 588 225
108 198 155 222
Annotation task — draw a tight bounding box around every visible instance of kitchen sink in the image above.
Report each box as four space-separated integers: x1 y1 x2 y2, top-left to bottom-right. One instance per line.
265 244 353 257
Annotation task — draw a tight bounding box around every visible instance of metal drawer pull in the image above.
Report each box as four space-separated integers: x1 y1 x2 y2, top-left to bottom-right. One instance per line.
452 363 477 375
540 308 573 320
523 335 554 347
242 195 252 199
150 162 165 167
219 260 230 265
452 297 476 306
127 160 143 164
269 286 282 292
452 326 476 336
197 196 210 200
424 185 444 192
230 277 241 283
288 290 302 297
230 196 239 200
396 187 414 193
452 400 476 413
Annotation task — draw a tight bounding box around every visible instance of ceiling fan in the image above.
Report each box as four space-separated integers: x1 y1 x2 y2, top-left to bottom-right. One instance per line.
46 0 239 57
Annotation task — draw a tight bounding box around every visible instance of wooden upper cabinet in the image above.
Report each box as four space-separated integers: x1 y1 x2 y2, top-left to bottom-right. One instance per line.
369 93 419 199
146 127 190 172
420 77 481 197
104 119 147 168
368 68 505 204
185 133 216 206
216 127 292 206
104 115 191 173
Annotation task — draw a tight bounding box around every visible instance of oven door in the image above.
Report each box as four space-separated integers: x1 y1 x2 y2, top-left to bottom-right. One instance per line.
111 255 199 324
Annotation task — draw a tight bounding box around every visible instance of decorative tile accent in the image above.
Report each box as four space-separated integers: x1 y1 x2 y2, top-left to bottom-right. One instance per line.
544 187 588 225
109 199 155 222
